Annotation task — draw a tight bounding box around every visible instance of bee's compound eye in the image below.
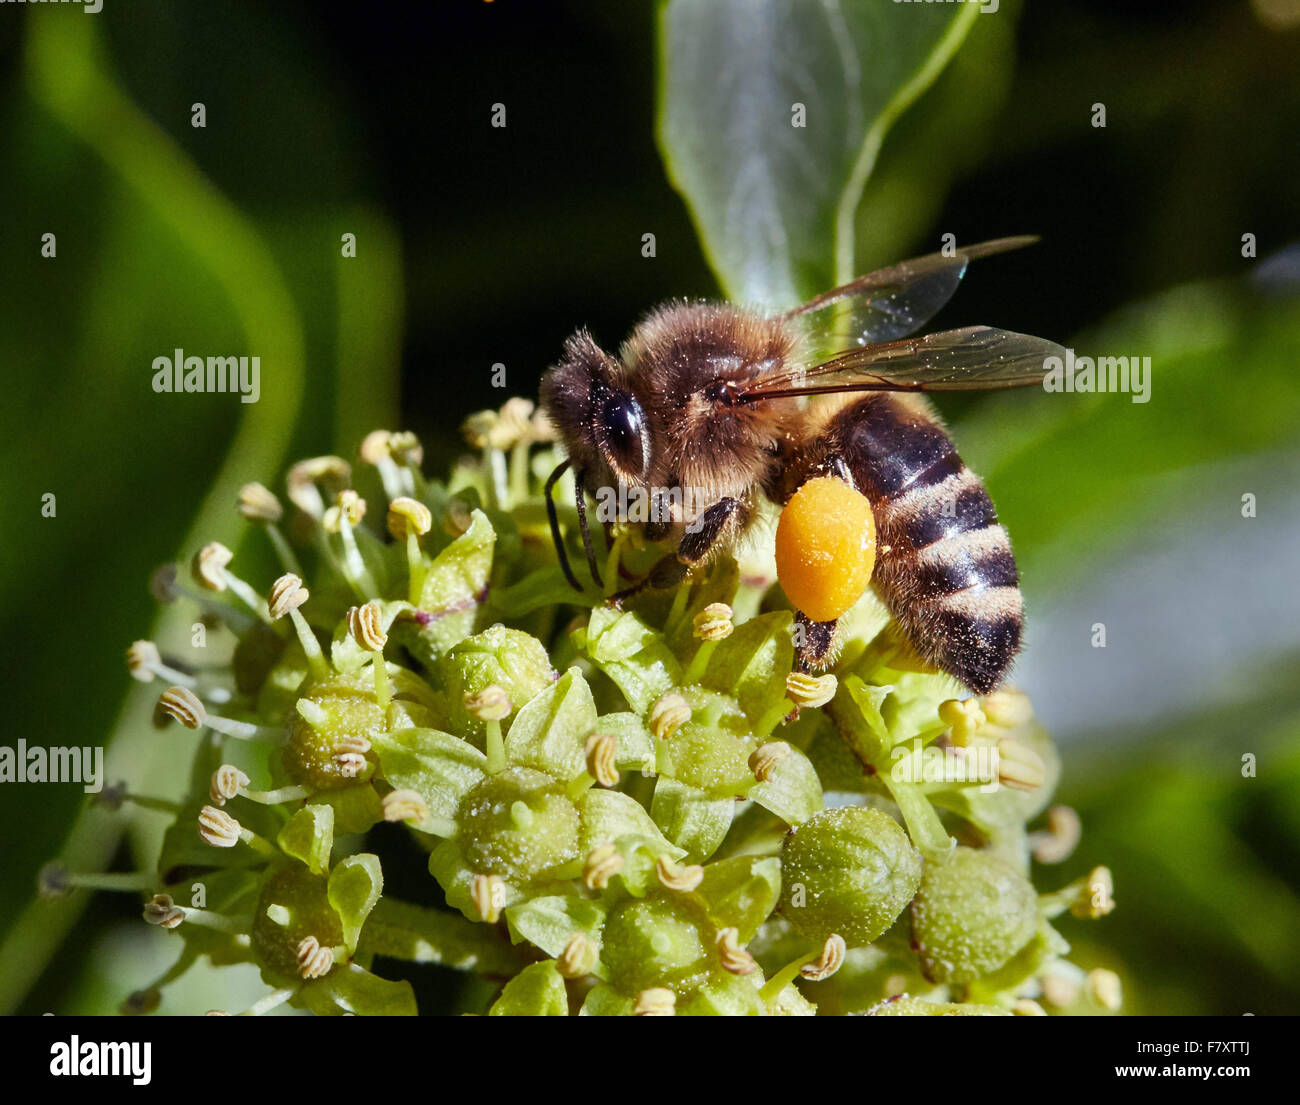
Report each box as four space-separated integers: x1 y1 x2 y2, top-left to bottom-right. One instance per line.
598 391 649 479
775 477 876 623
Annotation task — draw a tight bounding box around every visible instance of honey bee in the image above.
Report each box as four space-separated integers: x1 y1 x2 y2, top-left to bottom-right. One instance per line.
539 237 1065 694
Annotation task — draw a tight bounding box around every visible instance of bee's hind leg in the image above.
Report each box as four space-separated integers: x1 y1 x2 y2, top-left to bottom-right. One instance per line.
794 610 839 671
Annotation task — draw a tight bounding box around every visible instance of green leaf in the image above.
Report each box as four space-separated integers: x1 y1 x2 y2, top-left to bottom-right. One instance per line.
659 0 980 303
594 712 657 776
305 785 384 837
489 960 569 1016
680 971 764 1016
327 854 383 952
582 606 681 713
505 669 598 781
372 727 487 821
578 983 635 1017
749 744 824 826
505 895 608 974
407 509 496 658
276 804 334 876
357 897 526 976
689 610 795 727
304 963 417 1017
695 856 782 942
651 776 735 861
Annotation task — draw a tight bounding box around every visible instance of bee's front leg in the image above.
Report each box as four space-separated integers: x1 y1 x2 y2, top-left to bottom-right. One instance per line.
609 496 744 606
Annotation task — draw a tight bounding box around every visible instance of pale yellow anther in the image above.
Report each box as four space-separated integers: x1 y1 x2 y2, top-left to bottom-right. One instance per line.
655 855 704 892
286 456 352 517
1086 968 1123 1011
143 894 185 929
197 805 241 848
237 481 283 523
333 752 368 778
386 431 424 468
347 601 388 652
939 697 987 745
583 843 624 891
692 602 734 642
193 542 233 592
382 789 430 825
210 764 250 805
749 741 791 783
716 927 757 976
462 410 501 449
126 640 161 682
205 1010 231 1017
465 685 512 722
337 489 366 526
296 935 335 980
159 686 206 729
471 874 505 924
1072 866 1116 919
387 496 433 540
584 733 620 787
1012 998 1048 1016
785 670 837 710
359 430 394 466
1040 974 1081 1008
981 687 1034 728
800 933 846 981
1031 805 1082 864
267 573 309 620
634 988 676 1016
498 397 536 441
557 931 599 979
649 692 691 740
996 735 1046 792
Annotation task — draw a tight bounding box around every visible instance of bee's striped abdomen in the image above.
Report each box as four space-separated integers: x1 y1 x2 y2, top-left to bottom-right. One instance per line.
836 395 1023 694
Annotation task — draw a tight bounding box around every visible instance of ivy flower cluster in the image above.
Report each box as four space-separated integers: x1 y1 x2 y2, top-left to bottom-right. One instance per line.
45 400 1119 1015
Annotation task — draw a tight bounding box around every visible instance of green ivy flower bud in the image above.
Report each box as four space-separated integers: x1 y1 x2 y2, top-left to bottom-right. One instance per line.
251 865 345 983
779 806 922 947
282 671 385 790
910 846 1038 985
456 766 580 887
437 625 554 746
600 895 712 996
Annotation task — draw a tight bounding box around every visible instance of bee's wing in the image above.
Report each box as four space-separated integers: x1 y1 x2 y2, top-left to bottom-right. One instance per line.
736 326 1067 400
782 236 1038 358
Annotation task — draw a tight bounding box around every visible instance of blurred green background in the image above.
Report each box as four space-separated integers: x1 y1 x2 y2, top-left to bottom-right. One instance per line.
1 0 1298 1015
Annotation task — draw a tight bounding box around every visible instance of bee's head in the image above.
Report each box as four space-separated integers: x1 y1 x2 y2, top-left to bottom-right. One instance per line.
541 329 651 486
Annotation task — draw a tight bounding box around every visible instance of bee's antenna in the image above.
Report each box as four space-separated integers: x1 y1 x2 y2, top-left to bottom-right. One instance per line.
574 468 605 589
544 458 584 592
